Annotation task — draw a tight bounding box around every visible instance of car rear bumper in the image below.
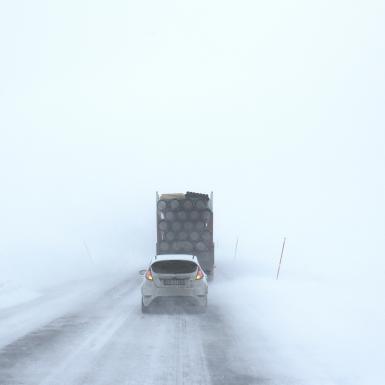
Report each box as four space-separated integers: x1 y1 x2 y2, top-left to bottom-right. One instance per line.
141 284 207 306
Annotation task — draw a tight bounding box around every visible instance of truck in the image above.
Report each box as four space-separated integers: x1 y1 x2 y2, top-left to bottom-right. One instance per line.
156 191 215 278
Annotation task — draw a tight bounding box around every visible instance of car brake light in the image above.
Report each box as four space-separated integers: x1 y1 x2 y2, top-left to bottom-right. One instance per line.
145 270 153 281
195 267 204 280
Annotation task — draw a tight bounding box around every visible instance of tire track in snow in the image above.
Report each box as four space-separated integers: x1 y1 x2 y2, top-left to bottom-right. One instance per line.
0 277 139 385
0 274 272 385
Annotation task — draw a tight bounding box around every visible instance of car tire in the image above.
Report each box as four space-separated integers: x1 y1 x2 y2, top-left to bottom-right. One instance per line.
197 295 207 313
141 297 150 314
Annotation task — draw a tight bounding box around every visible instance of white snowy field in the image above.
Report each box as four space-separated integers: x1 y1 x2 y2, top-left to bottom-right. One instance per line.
1 258 384 385
0 281 41 311
214 259 385 385
0 271 131 349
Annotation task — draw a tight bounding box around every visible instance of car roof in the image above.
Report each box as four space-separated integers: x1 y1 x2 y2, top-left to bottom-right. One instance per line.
150 254 198 263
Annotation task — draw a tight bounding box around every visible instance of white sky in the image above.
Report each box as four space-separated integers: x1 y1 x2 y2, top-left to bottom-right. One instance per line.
0 0 384 283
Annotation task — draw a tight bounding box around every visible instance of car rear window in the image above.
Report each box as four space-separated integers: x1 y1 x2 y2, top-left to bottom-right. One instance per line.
151 260 197 274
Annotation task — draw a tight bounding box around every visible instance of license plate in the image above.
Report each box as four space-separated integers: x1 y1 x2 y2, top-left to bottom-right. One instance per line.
163 279 186 286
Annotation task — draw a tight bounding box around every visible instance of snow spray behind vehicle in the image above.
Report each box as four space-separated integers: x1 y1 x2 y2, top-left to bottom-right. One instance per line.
156 192 214 278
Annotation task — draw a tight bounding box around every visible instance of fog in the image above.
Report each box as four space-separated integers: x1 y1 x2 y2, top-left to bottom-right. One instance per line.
1 0 384 283
1 1 385 383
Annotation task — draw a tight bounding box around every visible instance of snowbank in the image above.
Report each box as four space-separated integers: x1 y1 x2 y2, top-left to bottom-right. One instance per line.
0 270 138 349
0 280 41 310
0 252 144 311
213 260 385 385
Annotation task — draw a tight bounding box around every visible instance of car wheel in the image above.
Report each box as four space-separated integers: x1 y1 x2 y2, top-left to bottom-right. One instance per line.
197 295 207 313
141 297 150 314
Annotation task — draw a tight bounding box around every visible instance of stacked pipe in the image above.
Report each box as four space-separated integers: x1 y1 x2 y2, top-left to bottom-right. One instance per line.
157 195 213 255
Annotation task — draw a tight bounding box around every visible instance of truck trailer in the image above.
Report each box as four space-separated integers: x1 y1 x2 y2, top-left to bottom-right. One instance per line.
156 191 215 278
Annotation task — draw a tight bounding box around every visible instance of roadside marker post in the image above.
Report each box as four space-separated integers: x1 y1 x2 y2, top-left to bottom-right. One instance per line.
233 236 239 260
276 237 286 280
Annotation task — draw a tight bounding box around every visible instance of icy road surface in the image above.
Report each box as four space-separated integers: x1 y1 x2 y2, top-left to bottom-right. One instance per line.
0 274 292 385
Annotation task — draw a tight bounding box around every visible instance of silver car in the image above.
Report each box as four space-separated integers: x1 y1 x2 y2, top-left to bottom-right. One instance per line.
141 254 208 313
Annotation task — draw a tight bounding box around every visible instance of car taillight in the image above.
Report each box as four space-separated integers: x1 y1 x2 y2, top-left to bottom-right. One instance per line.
195 267 204 280
145 270 153 281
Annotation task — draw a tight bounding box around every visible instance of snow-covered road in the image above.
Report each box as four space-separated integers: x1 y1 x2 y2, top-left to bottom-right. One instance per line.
0 274 266 385
2 269 381 385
